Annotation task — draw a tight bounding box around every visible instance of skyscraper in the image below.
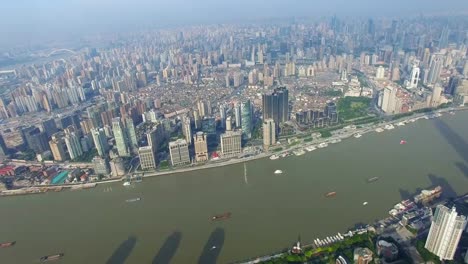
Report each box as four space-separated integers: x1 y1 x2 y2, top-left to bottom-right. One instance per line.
64 132 83 160
91 128 109 157
219 104 226 130
406 64 420 89
425 205 467 261
112 118 129 157
169 139 190 166
193 132 208 162
182 117 192 144
380 86 397 114
226 116 232 131
49 133 67 161
262 87 289 124
220 131 242 158
139 146 156 170
234 103 241 128
41 119 58 138
125 118 138 152
263 119 276 151
241 100 252 139
427 55 443 85
92 156 110 175
22 126 49 154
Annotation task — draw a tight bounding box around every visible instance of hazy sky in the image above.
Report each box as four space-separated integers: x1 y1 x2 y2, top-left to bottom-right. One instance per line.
1 0 468 48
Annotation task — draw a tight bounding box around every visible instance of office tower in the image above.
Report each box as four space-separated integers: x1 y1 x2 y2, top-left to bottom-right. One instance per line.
64 132 83 160
182 118 192 144
147 124 163 152
193 132 208 162
91 128 108 157
197 100 208 117
220 130 242 158
430 84 443 107
226 116 232 131
407 64 420 89
241 100 252 139
439 26 450 48
446 76 461 96
112 118 129 157
193 110 201 130
41 119 58 138
263 119 276 151
262 87 289 124
169 139 190 166
463 60 468 77
0 133 7 156
234 103 241 128
92 156 110 175
49 134 67 161
427 55 443 85
139 146 156 170
22 126 49 154
324 102 339 123
125 118 138 151
375 66 385 79
391 67 400 81
219 104 226 129
380 87 397 114
425 205 467 260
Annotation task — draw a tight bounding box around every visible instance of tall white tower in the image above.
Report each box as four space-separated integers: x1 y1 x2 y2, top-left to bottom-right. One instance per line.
425 205 467 261
406 63 420 89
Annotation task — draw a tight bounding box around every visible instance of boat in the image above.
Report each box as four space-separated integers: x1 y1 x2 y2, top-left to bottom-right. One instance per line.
384 124 395 130
367 177 379 183
293 149 305 156
274 170 283 174
0 241 16 248
330 139 342 144
397 122 405 126
354 133 362 138
126 198 141 202
269 154 279 160
363 202 368 206
40 253 64 262
375 128 384 133
305 146 317 152
325 191 337 198
211 212 231 221
317 142 328 148
400 140 407 145
123 181 131 186
414 186 442 204
449 111 455 115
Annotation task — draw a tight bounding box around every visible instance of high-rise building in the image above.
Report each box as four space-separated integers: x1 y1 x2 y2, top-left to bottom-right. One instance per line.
91 128 108 157
425 205 467 261
193 110 201 130
380 86 397 114
64 132 83 160
193 132 208 162
219 104 226 129
112 118 129 157
220 130 242 158
427 55 443 85
263 119 276 151
139 146 156 170
262 87 289 124
169 139 190 166
430 84 443 107
324 102 339 123
41 119 58 138
375 66 385 79
22 126 49 154
0 133 8 157
226 116 232 131
49 133 67 161
234 103 241 128
407 64 420 89
92 156 110 175
125 118 138 152
182 117 192 144
241 100 252 139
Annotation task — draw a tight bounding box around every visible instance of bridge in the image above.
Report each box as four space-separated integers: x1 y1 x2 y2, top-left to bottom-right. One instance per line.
46 48 76 57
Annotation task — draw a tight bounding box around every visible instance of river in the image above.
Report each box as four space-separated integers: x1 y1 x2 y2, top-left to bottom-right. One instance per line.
1 112 468 264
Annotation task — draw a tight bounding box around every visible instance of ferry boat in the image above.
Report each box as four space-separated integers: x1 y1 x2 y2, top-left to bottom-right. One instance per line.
269 154 279 160
40 253 64 262
449 111 455 115
397 122 405 126
384 124 395 130
363 202 368 206
211 212 231 221
293 149 305 156
367 177 379 183
330 139 342 144
274 170 283 174
126 198 141 203
123 181 131 186
354 133 362 138
325 191 337 198
400 140 407 145
305 146 317 152
0 241 16 248
375 128 384 133
317 142 328 148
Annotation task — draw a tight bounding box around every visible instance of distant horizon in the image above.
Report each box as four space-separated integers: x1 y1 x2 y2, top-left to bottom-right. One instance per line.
1 0 468 49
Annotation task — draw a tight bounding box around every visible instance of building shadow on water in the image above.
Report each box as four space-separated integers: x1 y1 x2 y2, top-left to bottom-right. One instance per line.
152 231 182 264
427 173 457 198
433 118 468 163
455 162 468 179
106 236 137 264
197 228 225 264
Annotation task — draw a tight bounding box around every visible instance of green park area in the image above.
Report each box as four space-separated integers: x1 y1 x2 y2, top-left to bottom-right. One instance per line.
337 97 372 121
263 233 378 264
